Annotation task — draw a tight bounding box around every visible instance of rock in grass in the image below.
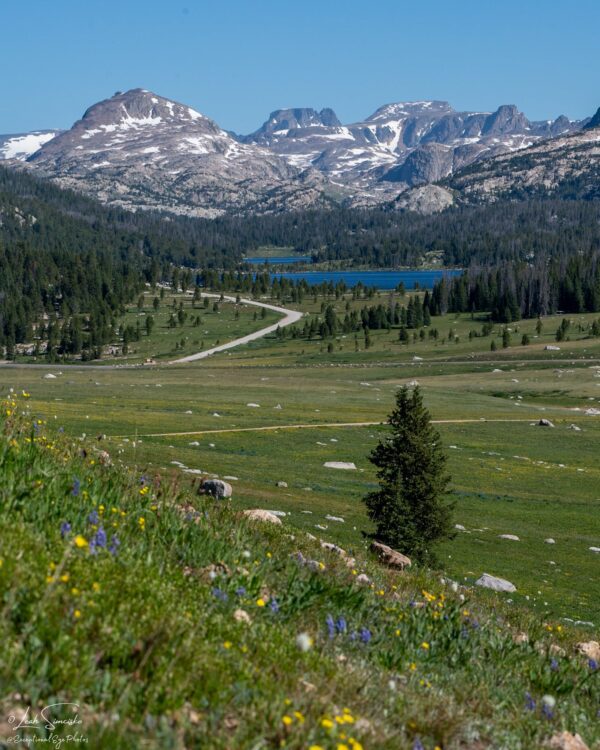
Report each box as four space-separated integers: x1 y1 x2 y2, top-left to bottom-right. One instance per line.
547 731 590 750
275 481 288 488
200 479 232 499
589 547 600 554
538 418 555 427
498 534 520 541
323 461 357 470
545 538 556 544
233 609 252 625
475 573 517 593
43 373 57 379
243 509 282 525
575 641 600 660
370 541 411 570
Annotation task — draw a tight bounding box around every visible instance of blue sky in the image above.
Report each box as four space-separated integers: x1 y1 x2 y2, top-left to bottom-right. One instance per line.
1 0 598 133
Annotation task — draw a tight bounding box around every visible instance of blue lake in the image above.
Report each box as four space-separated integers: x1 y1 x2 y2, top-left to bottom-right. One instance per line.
269 269 462 290
246 256 312 264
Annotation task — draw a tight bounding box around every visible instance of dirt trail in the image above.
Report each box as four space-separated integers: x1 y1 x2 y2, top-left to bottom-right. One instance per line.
110 418 540 439
169 294 303 364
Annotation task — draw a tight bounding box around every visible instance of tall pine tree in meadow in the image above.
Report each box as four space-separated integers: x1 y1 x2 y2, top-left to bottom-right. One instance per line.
363 386 453 565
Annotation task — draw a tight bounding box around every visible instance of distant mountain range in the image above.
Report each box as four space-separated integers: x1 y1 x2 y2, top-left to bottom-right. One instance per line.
1 89 598 215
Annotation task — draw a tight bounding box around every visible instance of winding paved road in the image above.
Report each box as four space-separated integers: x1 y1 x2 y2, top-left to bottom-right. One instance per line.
169 294 303 364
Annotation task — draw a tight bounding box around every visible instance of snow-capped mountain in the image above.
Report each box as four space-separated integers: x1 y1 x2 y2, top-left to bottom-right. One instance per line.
25 89 327 216
0 131 61 161
242 101 585 197
8 89 592 216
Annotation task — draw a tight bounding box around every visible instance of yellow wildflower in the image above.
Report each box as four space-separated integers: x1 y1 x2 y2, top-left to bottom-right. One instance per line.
421 641 430 650
74 610 81 619
223 641 232 649
74 535 88 548
256 598 266 607
60 574 70 583
92 582 101 593
282 715 293 726
321 718 334 729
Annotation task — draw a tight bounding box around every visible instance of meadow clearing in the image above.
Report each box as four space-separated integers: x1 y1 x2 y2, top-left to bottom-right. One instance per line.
1 289 599 629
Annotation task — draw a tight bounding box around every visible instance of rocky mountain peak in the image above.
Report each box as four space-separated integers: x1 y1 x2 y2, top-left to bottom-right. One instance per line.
366 101 453 122
247 107 342 141
481 104 530 135
584 106 600 130
77 88 215 133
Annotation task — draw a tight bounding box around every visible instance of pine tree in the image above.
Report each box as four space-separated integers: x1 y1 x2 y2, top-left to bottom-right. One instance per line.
363 386 453 564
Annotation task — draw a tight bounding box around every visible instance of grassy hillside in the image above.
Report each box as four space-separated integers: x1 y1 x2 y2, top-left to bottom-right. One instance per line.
0 391 598 749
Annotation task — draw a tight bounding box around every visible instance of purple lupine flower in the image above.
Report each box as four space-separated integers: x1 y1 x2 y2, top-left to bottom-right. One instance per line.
211 587 228 602
360 628 372 644
525 692 536 711
235 586 246 597
140 475 148 486
550 658 559 671
60 521 71 538
270 599 280 614
349 631 358 641
326 614 335 638
94 526 107 549
541 703 554 720
589 659 598 671
109 534 120 555
71 478 80 497
335 616 347 634
88 510 99 525
413 739 425 750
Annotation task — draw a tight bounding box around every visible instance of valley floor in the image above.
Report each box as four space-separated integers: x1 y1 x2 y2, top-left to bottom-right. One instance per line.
1 296 599 629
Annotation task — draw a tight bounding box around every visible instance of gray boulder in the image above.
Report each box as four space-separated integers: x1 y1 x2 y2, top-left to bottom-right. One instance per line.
200 478 232 499
475 573 516 593
370 541 411 569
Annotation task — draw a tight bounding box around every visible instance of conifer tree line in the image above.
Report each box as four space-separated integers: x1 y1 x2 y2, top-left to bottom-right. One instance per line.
281 295 434 342
434 251 600 322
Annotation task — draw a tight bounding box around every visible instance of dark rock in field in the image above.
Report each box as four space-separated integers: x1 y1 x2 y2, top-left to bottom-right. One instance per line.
537 419 555 427
200 479 232 499
475 573 516 592
370 541 412 569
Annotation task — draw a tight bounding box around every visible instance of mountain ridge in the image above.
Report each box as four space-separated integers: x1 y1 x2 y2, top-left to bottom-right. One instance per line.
2 88 596 216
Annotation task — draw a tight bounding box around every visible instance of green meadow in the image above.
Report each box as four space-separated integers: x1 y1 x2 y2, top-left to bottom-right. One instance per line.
1 294 600 628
